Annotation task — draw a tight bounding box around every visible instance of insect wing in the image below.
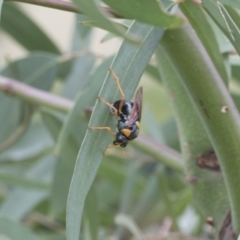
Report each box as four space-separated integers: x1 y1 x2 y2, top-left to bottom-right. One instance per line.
127 87 142 126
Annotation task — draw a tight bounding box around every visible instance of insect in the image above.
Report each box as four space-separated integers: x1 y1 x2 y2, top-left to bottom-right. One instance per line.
88 68 142 153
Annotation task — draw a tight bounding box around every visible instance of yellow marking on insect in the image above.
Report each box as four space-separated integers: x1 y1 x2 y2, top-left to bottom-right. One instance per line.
135 121 140 129
121 128 131 137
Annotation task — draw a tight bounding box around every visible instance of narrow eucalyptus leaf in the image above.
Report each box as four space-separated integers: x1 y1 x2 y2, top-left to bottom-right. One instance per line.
117 161 139 239
0 217 40 240
71 14 92 51
56 56 114 154
66 22 164 240
203 0 240 56
180 1 228 84
41 112 79 218
115 214 143 239
0 53 58 147
217 3 240 55
81 20 129 33
1 3 60 53
103 0 184 28
0 0 3 19
0 172 50 189
218 0 240 9
71 0 138 42
0 154 56 220
84 187 99 240
61 55 95 99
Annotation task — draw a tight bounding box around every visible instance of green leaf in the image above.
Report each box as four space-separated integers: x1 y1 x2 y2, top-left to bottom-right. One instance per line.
172 190 192 217
99 20 133 43
218 0 240 9
117 161 139 239
0 119 54 162
84 186 99 240
145 64 162 84
132 133 183 173
80 20 129 33
160 117 180 151
224 5 240 42
58 15 94 80
119 161 139 214
218 3 240 55
133 172 160 222
0 91 22 146
0 171 50 189
97 157 126 188
0 52 59 148
102 0 184 28
82 220 92 240
41 112 79 218
0 0 3 19
142 108 163 143
202 0 227 27
71 0 138 42
2 52 59 89
71 15 93 51
1 3 60 53
98 156 146 196
100 32 118 43
202 0 240 56
158 169 179 229
231 55 240 82
55 56 114 155
40 233 66 240
180 0 228 84
115 214 143 239
61 55 95 99
0 217 40 240
66 22 164 240
0 154 56 220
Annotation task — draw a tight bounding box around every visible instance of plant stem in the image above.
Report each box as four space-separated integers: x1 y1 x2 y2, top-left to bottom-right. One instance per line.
0 76 73 113
0 75 183 173
134 134 184 173
4 0 122 17
161 24 240 232
156 45 229 231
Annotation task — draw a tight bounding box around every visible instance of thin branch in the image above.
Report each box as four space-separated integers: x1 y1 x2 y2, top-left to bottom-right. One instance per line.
0 75 183 172
0 76 74 113
4 0 123 18
134 134 184 173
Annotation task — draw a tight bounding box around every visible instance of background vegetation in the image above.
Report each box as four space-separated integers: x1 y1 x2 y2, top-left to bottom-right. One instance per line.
0 0 240 239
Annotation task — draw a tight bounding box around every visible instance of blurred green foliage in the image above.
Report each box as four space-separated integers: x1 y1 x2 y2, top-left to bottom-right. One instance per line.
0 1 240 240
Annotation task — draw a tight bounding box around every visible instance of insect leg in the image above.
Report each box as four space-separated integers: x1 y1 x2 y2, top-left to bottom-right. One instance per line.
98 96 118 118
109 68 125 110
103 145 127 156
88 126 116 135
103 145 120 155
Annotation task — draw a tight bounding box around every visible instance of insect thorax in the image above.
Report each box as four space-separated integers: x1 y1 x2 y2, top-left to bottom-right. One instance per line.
110 100 133 121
